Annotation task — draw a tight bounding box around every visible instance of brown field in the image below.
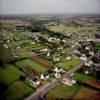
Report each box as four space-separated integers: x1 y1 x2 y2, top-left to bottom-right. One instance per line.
85 79 100 89
32 56 52 68
22 66 40 76
73 87 100 100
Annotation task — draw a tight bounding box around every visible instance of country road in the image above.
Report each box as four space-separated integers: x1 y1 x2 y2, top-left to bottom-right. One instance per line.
25 43 99 100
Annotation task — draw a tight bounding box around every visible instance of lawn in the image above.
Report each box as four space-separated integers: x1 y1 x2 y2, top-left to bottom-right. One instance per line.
46 84 81 99
5 81 35 100
15 59 48 73
56 58 80 70
0 65 25 85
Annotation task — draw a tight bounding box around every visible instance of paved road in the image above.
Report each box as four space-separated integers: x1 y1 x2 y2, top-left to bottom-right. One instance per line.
25 40 99 100
25 61 84 100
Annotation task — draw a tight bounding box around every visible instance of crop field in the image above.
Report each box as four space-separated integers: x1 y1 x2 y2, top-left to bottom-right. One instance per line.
73 73 93 82
4 81 35 100
15 59 48 73
0 65 25 85
73 87 100 100
47 24 94 34
46 84 81 99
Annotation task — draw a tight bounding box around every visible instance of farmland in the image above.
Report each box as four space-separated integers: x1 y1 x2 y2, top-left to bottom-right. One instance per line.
0 15 100 99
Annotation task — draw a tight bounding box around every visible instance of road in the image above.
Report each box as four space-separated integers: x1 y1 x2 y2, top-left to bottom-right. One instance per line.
25 61 84 100
25 40 99 100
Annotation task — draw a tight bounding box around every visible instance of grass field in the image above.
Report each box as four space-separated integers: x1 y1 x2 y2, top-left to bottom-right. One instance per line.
46 84 81 99
5 81 35 100
15 59 48 73
74 73 93 82
47 24 93 34
0 65 25 85
56 58 80 70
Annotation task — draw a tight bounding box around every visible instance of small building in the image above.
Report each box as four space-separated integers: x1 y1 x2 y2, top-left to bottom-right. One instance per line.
29 76 40 87
66 56 71 60
62 78 76 86
40 72 50 80
80 54 87 61
54 67 65 73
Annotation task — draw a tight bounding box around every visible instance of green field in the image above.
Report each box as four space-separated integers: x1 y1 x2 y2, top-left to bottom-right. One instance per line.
15 59 48 73
74 73 93 82
47 24 93 34
56 58 80 70
0 65 25 85
5 81 35 100
46 84 81 99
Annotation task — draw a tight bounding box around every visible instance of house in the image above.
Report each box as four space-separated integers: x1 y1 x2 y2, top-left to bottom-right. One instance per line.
84 70 89 75
53 57 60 62
29 76 40 87
80 54 87 61
66 56 71 60
31 32 41 40
58 46 63 50
89 51 94 55
85 46 90 50
54 67 65 73
73 50 80 54
47 52 50 56
31 41 35 45
40 72 50 80
62 78 76 86
54 72 61 79
3 44 8 48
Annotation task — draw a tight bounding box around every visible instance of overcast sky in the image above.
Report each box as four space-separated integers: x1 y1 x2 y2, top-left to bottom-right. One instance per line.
0 0 100 15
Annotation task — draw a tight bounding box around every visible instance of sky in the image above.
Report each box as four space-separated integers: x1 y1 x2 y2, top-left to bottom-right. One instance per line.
0 0 100 15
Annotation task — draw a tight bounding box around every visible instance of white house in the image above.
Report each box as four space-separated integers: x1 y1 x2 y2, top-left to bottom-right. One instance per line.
40 72 50 80
29 77 40 87
89 51 94 55
62 78 76 86
54 67 65 73
54 72 61 79
85 46 90 50
66 56 71 60
80 54 87 61
3 44 8 48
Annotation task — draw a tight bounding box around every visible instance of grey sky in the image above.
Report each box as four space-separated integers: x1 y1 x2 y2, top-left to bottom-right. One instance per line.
0 0 100 15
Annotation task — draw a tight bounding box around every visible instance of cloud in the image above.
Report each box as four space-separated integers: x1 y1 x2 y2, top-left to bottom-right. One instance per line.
0 0 100 15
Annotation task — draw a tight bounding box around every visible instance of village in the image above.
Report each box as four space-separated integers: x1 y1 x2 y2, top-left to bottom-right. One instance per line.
0 16 100 100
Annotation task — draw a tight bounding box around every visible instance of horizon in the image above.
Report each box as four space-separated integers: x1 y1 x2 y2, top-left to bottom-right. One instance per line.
0 0 100 15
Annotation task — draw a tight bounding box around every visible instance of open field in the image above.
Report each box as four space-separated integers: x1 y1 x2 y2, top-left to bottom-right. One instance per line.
15 59 48 73
47 23 94 34
0 65 25 85
56 58 80 70
73 87 100 100
46 84 81 99
74 73 93 82
5 81 35 100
